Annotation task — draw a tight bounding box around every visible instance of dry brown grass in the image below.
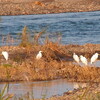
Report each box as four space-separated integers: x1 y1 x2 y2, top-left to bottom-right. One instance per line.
0 41 100 82
1 0 100 15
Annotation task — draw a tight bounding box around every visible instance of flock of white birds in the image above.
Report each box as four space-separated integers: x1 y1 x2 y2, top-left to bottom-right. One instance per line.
73 53 99 66
1 50 99 66
1 51 43 61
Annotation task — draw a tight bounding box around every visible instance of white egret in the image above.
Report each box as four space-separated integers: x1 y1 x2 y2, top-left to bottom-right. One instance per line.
90 53 98 64
2 51 9 61
80 55 88 66
73 83 79 89
73 83 87 89
73 53 80 64
36 51 42 60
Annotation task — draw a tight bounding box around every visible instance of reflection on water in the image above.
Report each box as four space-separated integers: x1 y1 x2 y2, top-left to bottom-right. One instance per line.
73 83 87 89
0 79 87 99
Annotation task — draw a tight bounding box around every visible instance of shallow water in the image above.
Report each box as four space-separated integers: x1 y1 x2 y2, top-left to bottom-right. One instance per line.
92 60 100 67
73 60 100 67
1 11 100 45
0 79 87 99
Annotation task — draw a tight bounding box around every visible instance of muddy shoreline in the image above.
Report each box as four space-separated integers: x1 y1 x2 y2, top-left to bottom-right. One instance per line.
0 42 100 99
46 83 100 100
0 0 100 16
0 43 100 82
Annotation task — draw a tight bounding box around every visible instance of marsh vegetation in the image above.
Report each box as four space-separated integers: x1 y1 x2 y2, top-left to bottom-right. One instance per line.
0 26 100 100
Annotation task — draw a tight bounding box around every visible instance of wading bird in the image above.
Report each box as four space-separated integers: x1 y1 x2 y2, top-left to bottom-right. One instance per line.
90 53 99 64
73 53 80 64
2 51 9 61
36 51 42 60
80 55 88 66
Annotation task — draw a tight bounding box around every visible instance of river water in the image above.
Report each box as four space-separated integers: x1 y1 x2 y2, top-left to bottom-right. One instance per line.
0 11 100 45
0 11 100 98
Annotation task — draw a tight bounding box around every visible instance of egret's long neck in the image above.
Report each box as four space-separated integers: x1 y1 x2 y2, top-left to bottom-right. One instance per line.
39 52 41 54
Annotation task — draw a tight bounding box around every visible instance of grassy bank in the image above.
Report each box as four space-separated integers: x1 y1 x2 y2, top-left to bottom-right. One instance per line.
0 27 100 100
0 27 100 82
1 43 100 82
0 0 100 15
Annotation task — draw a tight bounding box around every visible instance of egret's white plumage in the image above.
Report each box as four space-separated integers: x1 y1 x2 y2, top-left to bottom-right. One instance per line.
36 51 42 59
73 83 87 89
73 53 79 64
80 55 88 66
2 51 9 61
73 83 79 89
90 53 98 64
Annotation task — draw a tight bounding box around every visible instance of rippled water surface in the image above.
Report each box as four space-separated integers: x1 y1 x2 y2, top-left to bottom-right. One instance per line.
1 11 100 45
